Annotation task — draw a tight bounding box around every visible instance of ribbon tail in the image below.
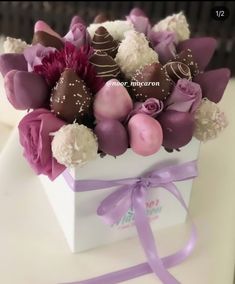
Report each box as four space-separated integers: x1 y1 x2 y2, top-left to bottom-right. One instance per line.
61 263 153 284
161 183 197 267
62 187 196 284
132 185 180 284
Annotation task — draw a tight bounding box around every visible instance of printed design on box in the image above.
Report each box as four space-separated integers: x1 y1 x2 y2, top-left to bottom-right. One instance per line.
113 199 162 230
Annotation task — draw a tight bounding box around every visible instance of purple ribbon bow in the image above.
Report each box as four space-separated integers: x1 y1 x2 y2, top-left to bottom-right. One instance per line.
62 160 198 284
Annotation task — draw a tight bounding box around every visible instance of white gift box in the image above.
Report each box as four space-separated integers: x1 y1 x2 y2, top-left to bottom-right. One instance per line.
39 138 200 253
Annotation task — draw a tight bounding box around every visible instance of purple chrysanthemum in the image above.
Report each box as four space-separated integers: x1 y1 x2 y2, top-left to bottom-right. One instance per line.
34 42 104 93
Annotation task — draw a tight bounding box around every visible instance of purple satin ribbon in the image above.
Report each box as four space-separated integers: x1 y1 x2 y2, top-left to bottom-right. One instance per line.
62 160 198 284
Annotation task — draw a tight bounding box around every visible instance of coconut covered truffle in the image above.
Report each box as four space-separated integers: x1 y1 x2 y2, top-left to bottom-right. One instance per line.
4 37 28 53
152 12 190 43
194 98 228 142
87 20 134 41
52 124 98 168
115 30 159 79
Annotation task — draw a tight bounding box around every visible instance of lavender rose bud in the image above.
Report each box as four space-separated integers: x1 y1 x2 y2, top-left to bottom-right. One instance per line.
166 79 202 113
18 108 66 180
129 8 147 17
126 14 151 36
64 23 91 49
149 31 177 64
127 98 163 121
69 15 86 29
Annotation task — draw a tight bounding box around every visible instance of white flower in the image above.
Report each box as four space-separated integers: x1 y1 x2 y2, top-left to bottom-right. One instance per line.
51 124 98 168
115 30 159 78
3 37 29 53
152 12 190 43
194 98 228 142
87 20 134 41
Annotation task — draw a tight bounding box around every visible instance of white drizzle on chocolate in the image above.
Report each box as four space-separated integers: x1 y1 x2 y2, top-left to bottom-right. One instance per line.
89 51 120 81
171 49 199 77
164 62 192 83
91 26 118 58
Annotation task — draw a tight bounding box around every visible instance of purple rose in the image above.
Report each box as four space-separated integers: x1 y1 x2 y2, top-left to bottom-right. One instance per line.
166 79 202 113
64 23 91 49
149 31 177 64
129 7 147 17
127 98 163 122
69 15 86 29
126 14 151 36
24 44 56 71
126 8 151 36
18 109 66 180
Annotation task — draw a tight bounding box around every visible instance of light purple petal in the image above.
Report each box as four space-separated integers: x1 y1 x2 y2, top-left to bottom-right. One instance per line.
24 44 56 71
69 15 86 29
149 30 177 44
193 68 230 103
126 98 163 123
126 15 151 36
64 23 91 49
166 79 202 113
149 31 177 64
129 7 147 17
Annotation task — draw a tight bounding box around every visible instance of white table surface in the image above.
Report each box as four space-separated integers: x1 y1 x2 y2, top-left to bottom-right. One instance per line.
0 79 234 284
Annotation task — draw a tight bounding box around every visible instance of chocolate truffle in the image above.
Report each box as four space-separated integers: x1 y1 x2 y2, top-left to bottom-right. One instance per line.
32 31 64 50
172 49 199 77
164 61 192 83
92 26 118 58
89 51 120 82
93 13 109 24
131 63 172 102
50 68 92 123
